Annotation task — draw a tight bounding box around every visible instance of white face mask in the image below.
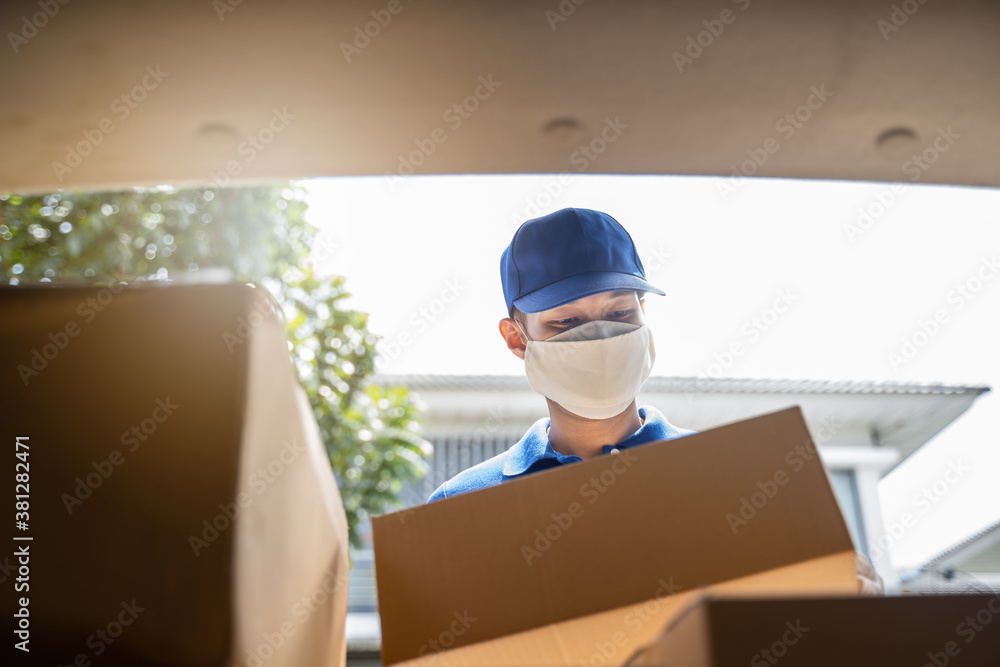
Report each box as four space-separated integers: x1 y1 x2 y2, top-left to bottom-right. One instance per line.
520 320 656 420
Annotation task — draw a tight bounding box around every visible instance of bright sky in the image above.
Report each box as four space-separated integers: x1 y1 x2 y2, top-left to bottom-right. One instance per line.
304 174 999 571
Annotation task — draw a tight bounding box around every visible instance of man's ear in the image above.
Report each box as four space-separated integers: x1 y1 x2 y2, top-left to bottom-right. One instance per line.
499 318 527 360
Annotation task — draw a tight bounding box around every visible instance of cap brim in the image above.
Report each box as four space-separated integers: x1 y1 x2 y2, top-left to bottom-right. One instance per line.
512 271 666 314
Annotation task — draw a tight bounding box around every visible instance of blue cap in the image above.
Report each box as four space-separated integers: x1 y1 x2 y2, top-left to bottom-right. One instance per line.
500 208 665 316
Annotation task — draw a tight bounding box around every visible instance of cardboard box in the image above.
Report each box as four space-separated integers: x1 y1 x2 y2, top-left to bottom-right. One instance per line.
373 406 861 666
0 283 349 666
625 593 1000 666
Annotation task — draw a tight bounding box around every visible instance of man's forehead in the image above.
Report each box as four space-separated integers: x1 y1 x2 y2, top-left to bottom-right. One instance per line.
546 290 640 311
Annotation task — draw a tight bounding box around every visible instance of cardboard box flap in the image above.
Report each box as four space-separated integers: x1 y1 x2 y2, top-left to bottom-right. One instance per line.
392 552 859 667
373 406 855 665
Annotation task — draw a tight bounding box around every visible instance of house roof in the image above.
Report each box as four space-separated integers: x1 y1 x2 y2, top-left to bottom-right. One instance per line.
919 517 1000 572
375 374 989 397
373 374 990 472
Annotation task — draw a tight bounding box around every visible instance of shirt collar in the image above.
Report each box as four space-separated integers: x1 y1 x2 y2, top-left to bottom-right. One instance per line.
501 418 561 477
502 406 663 478
603 405 669 452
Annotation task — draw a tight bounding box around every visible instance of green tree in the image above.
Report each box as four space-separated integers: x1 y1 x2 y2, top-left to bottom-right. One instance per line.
0 184 430 549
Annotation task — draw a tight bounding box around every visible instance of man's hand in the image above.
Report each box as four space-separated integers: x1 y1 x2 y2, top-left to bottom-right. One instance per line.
856 553 884 596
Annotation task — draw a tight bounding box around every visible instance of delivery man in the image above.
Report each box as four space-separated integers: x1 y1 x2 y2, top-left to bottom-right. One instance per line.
427 207 694 502
425 206 883 595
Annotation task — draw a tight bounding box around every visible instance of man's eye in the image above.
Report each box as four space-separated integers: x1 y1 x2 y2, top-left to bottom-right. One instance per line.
608 310 631 319
551 317 578 326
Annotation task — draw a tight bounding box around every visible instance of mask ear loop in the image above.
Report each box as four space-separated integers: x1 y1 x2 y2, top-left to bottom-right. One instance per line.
511 318 531 344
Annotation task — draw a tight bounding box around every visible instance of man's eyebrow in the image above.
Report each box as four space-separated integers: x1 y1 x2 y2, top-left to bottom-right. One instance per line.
549 291 636 314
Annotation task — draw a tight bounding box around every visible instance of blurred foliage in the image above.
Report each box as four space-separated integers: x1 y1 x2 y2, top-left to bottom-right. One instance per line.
0 184 430 549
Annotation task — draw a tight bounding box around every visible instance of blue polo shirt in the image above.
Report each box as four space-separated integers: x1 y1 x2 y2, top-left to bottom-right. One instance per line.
426 406 696 503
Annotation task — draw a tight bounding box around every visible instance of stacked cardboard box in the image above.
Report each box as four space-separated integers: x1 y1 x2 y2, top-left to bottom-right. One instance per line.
625 593 1000 666
374 406 862 666
0 283 349 666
